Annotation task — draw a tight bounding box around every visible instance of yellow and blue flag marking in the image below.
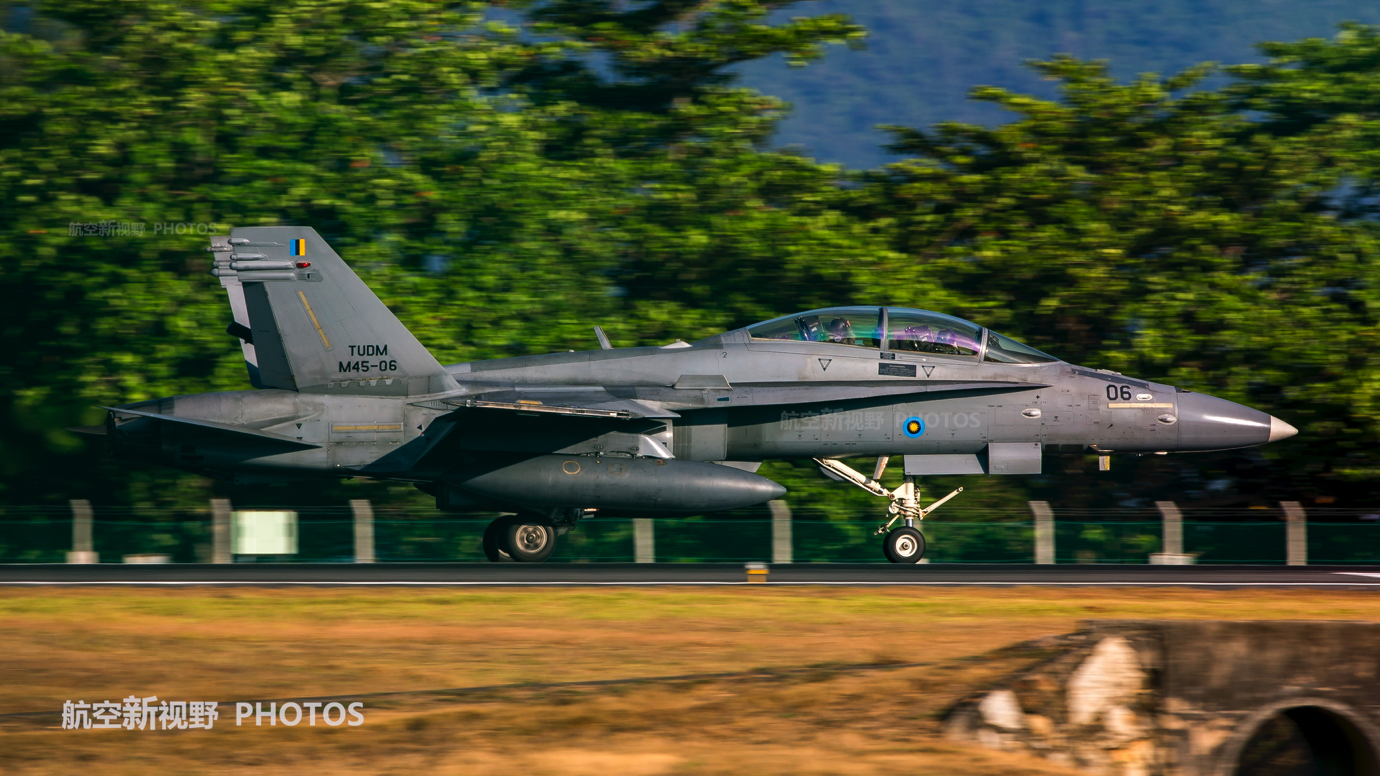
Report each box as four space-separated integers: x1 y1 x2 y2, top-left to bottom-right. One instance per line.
290 238 306 257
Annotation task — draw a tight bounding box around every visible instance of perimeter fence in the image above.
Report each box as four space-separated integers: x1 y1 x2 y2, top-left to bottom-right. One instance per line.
3 504 1380 564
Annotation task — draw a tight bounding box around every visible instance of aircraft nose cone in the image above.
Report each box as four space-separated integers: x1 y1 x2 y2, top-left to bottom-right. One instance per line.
1175 391 1274 451
1269 416 1298 443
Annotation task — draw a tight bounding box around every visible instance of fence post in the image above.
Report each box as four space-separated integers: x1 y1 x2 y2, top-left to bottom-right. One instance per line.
1029 501 1054 564
212 499 232 564
351 500 375 563
1149 502 1192 565
1282 501 1307 566
634 518 655 563
769 500 792 564
66 499 97 564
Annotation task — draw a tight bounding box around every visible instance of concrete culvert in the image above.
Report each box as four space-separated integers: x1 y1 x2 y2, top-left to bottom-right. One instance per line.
1237 706 1380 776
945 622 1380 775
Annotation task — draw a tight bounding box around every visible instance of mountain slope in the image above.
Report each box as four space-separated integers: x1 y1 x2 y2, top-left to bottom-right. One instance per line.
740 0 1380 169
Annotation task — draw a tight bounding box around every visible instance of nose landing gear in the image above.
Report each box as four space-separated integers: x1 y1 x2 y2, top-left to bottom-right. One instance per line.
883 526 926 564
813 456 963 564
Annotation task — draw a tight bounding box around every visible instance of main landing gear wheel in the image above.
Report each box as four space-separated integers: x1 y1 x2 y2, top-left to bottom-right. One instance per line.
482 516 515 562
504 514 558 563
883 527 926 564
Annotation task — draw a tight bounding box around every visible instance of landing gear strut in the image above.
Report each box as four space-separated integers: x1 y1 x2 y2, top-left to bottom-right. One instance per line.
813 456 963 564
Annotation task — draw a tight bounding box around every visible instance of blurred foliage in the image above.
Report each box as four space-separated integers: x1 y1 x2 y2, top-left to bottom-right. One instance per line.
1 1 1379 517
857 45 1380 506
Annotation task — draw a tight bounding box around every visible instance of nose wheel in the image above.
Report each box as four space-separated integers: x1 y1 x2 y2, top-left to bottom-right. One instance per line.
883 526 926 564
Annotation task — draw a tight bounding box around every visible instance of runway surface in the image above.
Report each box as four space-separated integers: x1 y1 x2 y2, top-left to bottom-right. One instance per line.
5 563 1380 587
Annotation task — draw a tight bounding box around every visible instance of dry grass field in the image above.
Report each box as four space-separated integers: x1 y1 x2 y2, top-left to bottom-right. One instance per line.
3 586 1379 775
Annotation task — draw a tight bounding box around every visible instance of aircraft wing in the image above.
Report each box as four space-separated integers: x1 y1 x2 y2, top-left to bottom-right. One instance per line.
723 380 1050 406
414 388 679 420
422 380 1048 418
406 389 676 461
618 379 1051 410
101 406 322 449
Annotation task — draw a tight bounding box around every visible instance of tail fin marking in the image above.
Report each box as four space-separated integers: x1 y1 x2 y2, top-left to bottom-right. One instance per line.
214 226 458 397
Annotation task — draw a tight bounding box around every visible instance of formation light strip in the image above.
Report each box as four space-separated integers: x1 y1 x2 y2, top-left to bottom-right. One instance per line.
298 291 331 349
1107 402 1174 409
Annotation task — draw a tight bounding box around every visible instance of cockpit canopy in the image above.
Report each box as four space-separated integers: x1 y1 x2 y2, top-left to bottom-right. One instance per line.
744 306 1058 364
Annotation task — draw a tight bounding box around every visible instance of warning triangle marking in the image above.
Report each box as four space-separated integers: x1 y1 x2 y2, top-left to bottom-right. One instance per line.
921 365 935 377
818 358 832 371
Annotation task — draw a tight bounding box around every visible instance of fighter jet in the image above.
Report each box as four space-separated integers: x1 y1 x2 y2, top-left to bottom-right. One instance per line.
95 227 1298 563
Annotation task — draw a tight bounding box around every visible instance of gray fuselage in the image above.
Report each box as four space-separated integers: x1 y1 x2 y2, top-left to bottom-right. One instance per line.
110 325 1289 505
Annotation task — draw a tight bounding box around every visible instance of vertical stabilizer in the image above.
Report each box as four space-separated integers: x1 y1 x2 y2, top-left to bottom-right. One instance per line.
209 226 458 396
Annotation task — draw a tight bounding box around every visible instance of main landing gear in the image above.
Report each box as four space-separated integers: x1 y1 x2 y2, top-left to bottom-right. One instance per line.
813 456 964 564
482 509 584 563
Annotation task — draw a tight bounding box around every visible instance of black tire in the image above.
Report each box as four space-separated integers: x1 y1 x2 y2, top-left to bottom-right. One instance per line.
883 527 926 564
504 514 558 563
482 516 515 563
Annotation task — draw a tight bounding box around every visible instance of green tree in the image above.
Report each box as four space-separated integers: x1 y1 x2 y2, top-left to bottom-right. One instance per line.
0 0 872 508
864 49 1380 505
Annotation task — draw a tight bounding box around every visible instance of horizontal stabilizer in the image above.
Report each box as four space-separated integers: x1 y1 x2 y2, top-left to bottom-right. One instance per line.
101 406 321 449
66 425 107 436
226 321 254 344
